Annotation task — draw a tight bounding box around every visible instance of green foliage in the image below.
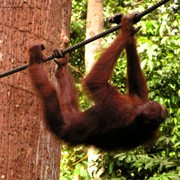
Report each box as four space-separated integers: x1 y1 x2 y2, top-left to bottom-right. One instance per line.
61 0 180 179
69 0 87 79
60 145 90 180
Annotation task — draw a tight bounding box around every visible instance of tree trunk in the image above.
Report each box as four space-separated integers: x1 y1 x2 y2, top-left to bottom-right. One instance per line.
85 0 103 73
85 0 103 178
0 1 71 179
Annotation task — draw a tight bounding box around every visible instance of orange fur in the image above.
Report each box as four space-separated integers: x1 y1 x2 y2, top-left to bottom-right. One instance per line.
28 13 168 151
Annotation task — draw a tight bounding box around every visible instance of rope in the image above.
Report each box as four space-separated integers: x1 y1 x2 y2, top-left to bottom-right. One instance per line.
0 0 170 79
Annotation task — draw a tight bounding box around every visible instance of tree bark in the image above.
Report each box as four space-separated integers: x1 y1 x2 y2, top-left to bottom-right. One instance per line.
85 0 103 73
0 1 71 179
85 0 103 178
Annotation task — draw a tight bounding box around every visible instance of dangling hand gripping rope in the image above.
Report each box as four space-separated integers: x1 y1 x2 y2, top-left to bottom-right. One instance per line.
0 0 170 79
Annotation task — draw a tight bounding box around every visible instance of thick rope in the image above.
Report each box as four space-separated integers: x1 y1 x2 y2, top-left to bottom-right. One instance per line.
0 0 170 79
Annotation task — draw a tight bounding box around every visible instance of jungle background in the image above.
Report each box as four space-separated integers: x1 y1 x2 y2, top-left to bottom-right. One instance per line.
60 0 180 179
